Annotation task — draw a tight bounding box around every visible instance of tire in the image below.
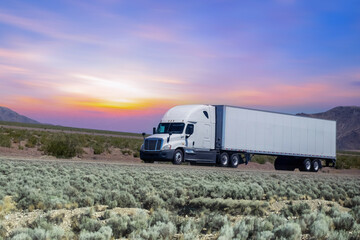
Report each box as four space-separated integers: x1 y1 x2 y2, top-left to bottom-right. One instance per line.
230 154 239 168
300 158 311 172
312 159 320 172
173 149 183 165
219 152 229 167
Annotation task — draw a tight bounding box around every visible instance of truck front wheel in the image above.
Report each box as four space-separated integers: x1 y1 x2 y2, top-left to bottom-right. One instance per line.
219 152 229 167
173 149 183 165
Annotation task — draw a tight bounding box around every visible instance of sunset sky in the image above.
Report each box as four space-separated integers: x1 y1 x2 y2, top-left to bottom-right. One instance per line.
0 0 359 133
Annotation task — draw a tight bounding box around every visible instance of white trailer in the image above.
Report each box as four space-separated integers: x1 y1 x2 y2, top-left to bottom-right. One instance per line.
140 105 336 172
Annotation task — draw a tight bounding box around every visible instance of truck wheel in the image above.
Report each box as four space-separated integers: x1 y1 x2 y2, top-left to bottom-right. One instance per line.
300 158 311 171
173 149 183 165
312 159 320 172
219 152 229 167
230 154 239 168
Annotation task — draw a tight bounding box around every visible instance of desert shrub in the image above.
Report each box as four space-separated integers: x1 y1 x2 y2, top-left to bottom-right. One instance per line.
256 231 274 240
9 226 64 240
106 215 130 238
0 222 6 238
114 191 137 208
274 223 301 240
328 230 350 240
0 134 11 148
80 218 102 233
91 143 106 155
149 209 170 226
45 226 64 240
336 155 360 169
143 194 164 210
252 155 275 164
180 219 200 240
0 196 16 217
352 206 360 223
204 213 228 232
218 223 234 240
79 226 112 240
25 135 38 148
310 219 329 239
333 212 354 231
281 202 311 217
132 221 176 240
42 135 83 158
352 196 360 206
127 211 148 234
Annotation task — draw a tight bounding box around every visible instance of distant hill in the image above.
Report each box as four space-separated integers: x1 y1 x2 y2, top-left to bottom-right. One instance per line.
0 106 39 124
297 106 360 150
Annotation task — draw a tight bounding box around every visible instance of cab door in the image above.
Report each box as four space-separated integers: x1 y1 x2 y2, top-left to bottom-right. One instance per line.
185 122 211 150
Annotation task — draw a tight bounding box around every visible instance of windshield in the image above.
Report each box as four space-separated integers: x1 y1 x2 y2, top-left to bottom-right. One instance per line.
157 123 185 134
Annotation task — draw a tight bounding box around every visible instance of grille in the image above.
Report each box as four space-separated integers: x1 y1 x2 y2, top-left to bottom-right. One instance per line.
144 139 162 151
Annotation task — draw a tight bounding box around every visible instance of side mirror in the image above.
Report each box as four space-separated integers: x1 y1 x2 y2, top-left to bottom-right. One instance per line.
167 132 172 143
153 127 156 134
141 132 146 140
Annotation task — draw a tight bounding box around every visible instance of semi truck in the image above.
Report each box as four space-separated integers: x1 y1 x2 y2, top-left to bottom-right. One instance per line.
140 105 336 172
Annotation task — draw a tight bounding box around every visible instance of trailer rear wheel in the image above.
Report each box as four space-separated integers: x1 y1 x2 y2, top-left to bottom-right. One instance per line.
230 154 239 168
173 149 183 165
219 152 229 167
312 159 320 172
300 158 311 171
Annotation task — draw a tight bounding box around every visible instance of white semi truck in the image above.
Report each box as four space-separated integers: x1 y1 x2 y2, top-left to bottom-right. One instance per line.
140 105 336 172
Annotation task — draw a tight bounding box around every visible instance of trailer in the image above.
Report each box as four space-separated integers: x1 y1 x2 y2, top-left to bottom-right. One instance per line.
140 105 336 172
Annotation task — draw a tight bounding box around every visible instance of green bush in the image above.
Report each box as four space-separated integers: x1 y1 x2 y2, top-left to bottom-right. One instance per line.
274 223 301 240
42 135 83 158
333 212 354 231
0 134 11 148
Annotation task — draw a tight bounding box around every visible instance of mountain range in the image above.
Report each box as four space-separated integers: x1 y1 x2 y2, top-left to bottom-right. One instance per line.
0 106 39 124
0 105 359 150
297 106 360 150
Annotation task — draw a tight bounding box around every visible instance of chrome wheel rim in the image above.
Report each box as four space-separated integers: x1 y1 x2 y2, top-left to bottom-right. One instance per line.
232 156 239 166
313 161 319 171
175 152 182 163
221 155 228 165
305 160 311 170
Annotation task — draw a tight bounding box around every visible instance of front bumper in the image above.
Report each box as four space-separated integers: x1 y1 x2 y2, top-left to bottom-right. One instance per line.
140 149 175 161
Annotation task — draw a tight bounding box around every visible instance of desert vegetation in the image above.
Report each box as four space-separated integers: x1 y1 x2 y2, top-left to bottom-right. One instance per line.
0 159 359 239
0 127 142 158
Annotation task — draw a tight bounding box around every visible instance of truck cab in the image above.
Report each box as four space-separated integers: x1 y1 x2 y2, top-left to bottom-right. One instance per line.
140 105 216 164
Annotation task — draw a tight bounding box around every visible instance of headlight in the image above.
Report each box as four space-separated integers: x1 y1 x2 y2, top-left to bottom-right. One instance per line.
140 144 144 150
162 144 171 150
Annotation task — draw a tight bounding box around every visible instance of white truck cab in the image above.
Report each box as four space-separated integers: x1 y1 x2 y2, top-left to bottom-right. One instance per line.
140 105 216 164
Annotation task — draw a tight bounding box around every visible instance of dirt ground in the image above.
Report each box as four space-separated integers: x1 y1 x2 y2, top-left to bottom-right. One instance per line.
1 145 359 176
